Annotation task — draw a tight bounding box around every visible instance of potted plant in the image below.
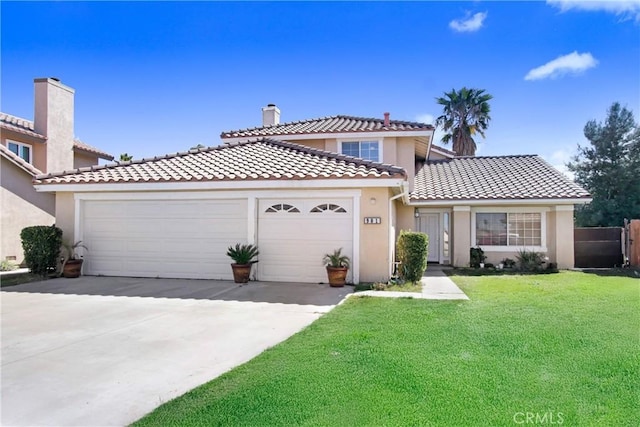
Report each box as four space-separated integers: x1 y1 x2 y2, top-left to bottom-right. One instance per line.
323 248 350 287
226 243 259 284
470 247 487 269
61 240 88 278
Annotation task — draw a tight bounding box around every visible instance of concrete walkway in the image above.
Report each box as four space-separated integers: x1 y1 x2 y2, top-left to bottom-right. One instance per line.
354 266 469 300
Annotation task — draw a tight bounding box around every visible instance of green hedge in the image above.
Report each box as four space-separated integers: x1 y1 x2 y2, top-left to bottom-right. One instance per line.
396 231 429 284
20 225 63 277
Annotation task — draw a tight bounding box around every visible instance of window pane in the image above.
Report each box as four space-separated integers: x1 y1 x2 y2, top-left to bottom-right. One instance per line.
476 213 507 245
443 212 450 258
508 212 541 246
360 141 379 161
19 146 30 162
342 142 360 158
8 142 19 156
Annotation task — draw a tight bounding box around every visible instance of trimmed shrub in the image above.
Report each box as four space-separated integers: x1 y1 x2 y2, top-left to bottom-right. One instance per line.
516 249 546 272
396 231 429 284
20 225 63 277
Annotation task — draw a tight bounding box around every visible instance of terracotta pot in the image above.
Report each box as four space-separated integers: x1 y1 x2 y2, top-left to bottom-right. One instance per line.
231 263 252 284
326 266 348 287
63 259 83 278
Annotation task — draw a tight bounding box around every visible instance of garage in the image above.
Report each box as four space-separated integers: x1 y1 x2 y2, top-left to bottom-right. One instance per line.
257 198 353 283
81 198 247 279
35 139 404 284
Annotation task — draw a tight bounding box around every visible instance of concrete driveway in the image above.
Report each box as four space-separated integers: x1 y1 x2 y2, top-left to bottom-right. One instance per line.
1 276 351 426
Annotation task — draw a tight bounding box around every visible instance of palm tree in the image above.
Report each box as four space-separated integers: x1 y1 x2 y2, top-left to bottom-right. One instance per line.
119 153 133 162
435 87 492 156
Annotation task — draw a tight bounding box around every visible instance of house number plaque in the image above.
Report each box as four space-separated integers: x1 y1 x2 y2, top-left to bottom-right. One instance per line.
364 217 381 224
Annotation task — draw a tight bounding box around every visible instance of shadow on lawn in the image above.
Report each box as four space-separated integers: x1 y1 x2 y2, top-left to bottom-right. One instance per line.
577 267 640 278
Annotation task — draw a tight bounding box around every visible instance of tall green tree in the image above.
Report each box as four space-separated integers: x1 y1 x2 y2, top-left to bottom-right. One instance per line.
119 153 133 162
435 87 492 156
568 102 640 226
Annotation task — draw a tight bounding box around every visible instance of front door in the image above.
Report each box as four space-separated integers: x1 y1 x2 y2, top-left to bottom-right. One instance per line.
421 213 440 263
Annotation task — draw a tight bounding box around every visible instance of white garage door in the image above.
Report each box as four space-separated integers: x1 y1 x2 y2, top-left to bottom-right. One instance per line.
258 198 353 283
81 199 247 279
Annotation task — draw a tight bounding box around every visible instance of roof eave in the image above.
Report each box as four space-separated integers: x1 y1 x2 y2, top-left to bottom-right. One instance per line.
33 177 408 193
408 197 592 206
73 146 115 161
221 129 434 144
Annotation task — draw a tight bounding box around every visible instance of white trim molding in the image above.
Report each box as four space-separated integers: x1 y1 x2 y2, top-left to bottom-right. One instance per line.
410 198 591 207
35 178 405 193
337 138 383 163
6 139 33 164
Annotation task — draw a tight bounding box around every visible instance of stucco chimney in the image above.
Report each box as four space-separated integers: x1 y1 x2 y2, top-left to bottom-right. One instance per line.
34 77 75 173
262 104 280 127
384 112 390 127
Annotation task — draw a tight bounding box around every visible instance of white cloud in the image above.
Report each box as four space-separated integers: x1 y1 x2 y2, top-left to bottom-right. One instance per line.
449 12 487 32
415 113 435 124
547 0 640 21
416 113 448 148
525 51 598 81
545 148 576 179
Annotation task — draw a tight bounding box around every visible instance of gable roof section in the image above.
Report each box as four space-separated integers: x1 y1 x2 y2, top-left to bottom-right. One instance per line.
0 112 45 139
411 155 590 202
0 112 113 160
73 138 114 160
0 144 43 176
221 115 434 139
35 138 407 185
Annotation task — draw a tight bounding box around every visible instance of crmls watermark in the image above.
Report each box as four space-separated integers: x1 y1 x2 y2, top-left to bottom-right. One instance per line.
513 412 564 424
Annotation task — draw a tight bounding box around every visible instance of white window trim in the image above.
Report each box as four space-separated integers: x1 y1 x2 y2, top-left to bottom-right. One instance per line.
7 140 33 163
471 206 548 252
338 138 383 163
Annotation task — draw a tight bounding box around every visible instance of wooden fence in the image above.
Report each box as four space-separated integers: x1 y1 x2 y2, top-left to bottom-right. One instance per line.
574 227 623 268
628 219 640 267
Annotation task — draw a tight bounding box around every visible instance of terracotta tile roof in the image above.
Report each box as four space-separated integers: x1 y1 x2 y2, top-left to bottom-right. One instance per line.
35 138 407 185
411 155 590 201
0 144 43 176
73 138 114 160
430 144 456 157
0 112 113 160
0 112 45 139
221 115 434 139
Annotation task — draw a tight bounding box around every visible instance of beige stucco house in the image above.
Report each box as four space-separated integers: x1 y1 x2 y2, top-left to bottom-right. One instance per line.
1 78 113 263
33 105 590 283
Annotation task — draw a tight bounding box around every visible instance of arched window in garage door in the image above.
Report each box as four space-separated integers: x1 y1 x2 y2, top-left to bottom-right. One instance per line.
310 203 347 213
265 203 301 213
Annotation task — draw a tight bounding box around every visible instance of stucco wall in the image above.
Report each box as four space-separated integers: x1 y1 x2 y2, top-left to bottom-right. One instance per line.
396 203 415 233
396 137 416 190
1 158 55 262
34 78 75 174
452 207 471 266
452 205 575 268
55 192 76 243
73 152 100 169
1 131 47 173
551 207 575 269
359 187 392 283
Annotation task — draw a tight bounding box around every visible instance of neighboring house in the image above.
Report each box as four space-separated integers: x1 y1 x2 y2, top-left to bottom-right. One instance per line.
33 105 590 283
1 78 113 263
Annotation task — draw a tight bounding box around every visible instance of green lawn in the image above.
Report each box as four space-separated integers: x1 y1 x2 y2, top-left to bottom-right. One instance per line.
134 272 639 426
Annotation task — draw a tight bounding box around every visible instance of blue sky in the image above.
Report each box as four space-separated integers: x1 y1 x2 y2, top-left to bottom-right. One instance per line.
2 1 639 173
